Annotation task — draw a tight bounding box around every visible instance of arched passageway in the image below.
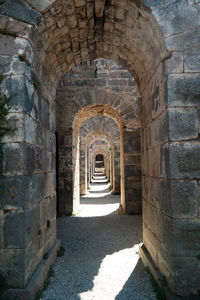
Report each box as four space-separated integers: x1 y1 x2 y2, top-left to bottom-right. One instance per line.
0 0 200 298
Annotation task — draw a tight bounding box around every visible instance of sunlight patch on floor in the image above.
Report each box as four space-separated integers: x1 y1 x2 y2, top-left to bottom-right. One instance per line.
79 203 120 217
82 191 111 198
86 183 110 192
78 244 140 300
80 176 120 216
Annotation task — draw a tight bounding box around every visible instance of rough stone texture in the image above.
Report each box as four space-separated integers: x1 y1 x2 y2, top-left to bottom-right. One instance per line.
0 0 42 25
56 59 140 215
0 27 57 289
0 0 200 297
124 130 141 214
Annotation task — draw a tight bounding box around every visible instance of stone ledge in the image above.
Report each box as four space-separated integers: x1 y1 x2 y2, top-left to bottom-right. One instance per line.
139 243 182 300
2 239 61 300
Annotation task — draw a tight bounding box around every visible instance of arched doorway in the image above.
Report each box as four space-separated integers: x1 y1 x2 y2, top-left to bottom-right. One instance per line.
1 0 199 297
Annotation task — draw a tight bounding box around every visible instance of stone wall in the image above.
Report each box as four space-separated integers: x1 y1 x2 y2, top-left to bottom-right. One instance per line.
0 0 200 297
140 1 200 296
0 19 57 289
124 130 141 213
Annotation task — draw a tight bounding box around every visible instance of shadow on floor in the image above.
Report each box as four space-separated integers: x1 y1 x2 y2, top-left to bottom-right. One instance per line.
43 177 155 300
45 213 155 300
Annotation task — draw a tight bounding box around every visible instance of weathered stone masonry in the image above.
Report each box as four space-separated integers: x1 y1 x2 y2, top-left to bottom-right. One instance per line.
56 58 141 214
0 0 200 298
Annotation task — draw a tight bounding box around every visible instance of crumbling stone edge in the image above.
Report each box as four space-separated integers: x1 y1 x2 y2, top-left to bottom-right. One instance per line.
2 239 61 300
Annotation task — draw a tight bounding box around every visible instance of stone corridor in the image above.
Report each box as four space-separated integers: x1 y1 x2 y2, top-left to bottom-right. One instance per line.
40 173 156 300
1 1 200 298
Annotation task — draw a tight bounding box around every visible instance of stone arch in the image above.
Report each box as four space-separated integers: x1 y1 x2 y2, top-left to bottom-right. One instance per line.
25 0 167 97
86 131 114 149
85 131 116 191
1 0 200 297
91 147 110 179
72 104 125 213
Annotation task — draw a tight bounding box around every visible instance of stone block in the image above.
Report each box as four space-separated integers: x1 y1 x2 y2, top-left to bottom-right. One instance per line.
167 73 200 107
29 174 46 204
36 122 45 147
24 113 36 144
169 141 200 179
87 2 94 19
184 51 200 72
159 6 199 37
150 0 189 22
95 0 105 17
124 154 141 166
168 107 198 140
171 219 200 256
1 75 34 113
24 236 42 286
170 257 200 297
151 178 199 219
165 52 183 74
4 210 25 248
0 175 30 210
26 205 40 247
2 143 25 176
0 112 25 143
170 180 199 218
0 55 27 76
0 249 25 288
96 78 106 86
24 0 52 12
2 143 38 176
147 143 170 178
0 0 42 25
45 173 56 197
0 36 33 62
115 7 125 20
47 194 57 219
166 25 200 51
40 198 48 228
0 15 32 39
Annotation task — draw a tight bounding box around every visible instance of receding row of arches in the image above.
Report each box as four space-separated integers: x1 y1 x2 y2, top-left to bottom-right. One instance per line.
0 0 200 298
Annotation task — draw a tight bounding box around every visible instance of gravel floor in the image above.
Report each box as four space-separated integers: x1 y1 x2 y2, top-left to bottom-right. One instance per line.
40 175 157 300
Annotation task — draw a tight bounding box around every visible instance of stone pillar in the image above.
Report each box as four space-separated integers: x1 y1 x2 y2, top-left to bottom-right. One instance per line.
113 144 120 193
87 147 90 189
110 150 113 187
57 130 73 215
106 153 110 181
124 130 141 214
0 29 57 290
80 141 87 195
141 65 200 297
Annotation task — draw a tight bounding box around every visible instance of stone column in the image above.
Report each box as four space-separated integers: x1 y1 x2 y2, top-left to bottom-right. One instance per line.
113 144 120 193
106 153 110 181
87 147 90 189
109 150 113 187
80 140 87 195
124 130 141 214
57 130 73 215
